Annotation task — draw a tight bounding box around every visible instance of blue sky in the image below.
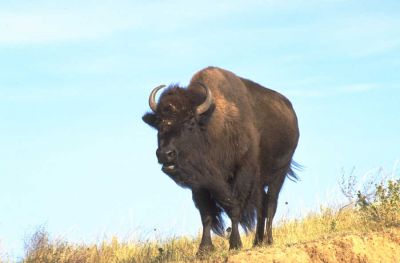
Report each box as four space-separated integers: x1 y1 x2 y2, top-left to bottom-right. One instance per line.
1 0 400 260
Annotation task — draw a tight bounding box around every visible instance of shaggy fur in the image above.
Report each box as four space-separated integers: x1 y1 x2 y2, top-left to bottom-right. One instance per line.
142 67 299 251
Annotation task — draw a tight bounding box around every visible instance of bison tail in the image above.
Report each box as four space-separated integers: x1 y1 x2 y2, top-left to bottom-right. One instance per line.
211 204 225 236
240 207 257 234
239 186 259 233
287 160 303 182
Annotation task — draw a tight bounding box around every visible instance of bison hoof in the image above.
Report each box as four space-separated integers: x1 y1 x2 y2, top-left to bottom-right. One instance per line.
253 239 263 247
253 239 273 247
197 244 214 256
229 240 243 250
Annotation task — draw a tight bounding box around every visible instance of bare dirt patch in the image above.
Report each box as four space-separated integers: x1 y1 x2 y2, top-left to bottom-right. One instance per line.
226 228 400 263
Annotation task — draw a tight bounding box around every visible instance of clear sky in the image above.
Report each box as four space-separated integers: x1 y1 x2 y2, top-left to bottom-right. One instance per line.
1 0 399 260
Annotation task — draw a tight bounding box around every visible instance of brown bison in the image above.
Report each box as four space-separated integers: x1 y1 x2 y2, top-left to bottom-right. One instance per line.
142 67 299 252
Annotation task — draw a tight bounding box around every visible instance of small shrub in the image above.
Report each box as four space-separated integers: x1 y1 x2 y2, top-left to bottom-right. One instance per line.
356 179 400 227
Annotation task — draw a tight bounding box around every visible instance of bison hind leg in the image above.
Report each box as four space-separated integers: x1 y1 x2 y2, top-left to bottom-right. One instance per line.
264 160 301 245
254 190 267 246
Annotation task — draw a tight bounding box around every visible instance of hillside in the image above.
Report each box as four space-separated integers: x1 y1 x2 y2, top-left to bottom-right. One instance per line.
17 222 400 263
226 228 400 263
6 178 400 263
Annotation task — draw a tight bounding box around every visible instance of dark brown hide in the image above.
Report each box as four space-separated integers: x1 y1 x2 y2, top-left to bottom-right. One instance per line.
142 67 299 251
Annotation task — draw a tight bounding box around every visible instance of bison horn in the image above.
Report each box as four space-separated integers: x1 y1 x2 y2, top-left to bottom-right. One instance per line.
149 84 166 112
196 82 213 115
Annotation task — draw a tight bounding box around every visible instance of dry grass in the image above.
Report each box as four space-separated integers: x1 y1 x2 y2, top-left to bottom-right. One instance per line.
18 203 398 263
6 178 399 263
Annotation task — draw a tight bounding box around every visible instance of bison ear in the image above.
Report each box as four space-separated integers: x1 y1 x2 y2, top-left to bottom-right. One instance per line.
142 112 158 129
196 104 215 126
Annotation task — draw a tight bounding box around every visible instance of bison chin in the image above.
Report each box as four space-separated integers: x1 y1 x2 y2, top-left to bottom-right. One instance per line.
161 164 177 173
162 161 202 189
161 164 187 188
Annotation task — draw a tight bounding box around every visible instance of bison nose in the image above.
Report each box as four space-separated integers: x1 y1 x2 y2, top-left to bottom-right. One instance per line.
165 150 176 160
156 148 177 164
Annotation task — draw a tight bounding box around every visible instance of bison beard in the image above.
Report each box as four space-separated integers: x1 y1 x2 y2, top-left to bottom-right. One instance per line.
142 67 300 252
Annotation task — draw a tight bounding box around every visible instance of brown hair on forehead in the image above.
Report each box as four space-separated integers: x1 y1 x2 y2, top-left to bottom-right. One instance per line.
156 86 197 121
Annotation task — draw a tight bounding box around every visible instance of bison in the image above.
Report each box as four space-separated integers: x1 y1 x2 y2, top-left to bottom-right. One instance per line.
142 67 299 252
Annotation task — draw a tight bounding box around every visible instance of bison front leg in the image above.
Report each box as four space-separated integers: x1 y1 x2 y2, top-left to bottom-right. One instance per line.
206 184 242 250
228 210 242 250
192 189 221 253
230 161 261 249
215 196 242 250
210 170 259 249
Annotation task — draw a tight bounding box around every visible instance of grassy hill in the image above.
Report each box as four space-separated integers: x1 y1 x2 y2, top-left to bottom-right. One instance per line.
4 177 400 263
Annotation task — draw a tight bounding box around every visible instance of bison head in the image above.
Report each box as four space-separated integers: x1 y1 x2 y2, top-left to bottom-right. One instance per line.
142 83 214 185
